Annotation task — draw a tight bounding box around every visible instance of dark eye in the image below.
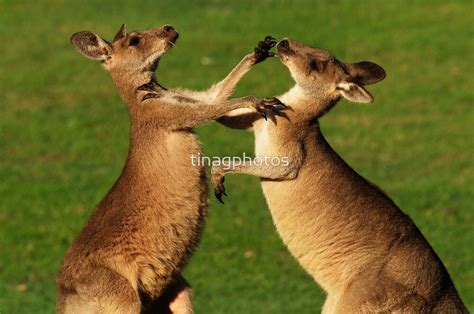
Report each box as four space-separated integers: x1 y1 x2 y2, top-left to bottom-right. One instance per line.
309 59 319 71
309 59 327 73
129 37 140 46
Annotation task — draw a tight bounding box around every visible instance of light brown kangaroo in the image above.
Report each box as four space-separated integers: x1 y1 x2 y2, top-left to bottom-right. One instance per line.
57 24 281 314
212 38 467 313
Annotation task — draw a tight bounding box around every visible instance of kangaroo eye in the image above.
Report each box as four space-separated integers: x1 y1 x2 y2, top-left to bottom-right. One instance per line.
309 59 327 73
129 37 140 46
309 59 319 72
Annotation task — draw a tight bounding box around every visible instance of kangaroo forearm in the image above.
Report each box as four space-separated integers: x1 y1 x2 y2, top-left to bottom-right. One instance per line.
223 160 299 180
208 36 276 102
216 115 256 130
217 143 304 180
212 158 300 202
206 54 254 102
140 97 255 129
216 108 259 130
184 97 257 128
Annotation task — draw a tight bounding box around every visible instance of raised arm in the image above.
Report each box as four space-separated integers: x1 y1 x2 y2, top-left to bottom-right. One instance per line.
176 36 277 103
207 36 276 101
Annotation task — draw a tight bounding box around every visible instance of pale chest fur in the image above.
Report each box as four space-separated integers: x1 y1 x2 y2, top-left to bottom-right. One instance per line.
254 122 273 157
254 87 300 157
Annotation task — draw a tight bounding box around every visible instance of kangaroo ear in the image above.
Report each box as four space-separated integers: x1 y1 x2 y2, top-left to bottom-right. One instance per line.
337 82 374 103
113 24 127 42
70 31 112 61
343 61 386 85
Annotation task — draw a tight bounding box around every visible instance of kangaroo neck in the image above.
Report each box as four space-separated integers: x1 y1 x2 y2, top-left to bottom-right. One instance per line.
310 123 341 164
109 67 163 105
105 68 169 188
277 85 338 124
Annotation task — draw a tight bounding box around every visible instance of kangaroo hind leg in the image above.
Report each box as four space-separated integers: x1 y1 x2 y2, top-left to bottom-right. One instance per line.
141 273 192 314
57 266 140 314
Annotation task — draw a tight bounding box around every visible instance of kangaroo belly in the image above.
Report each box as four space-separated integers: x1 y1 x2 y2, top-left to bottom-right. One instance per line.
259 152 394 293
59 130 208 298
261 165 455 297
261 177 340 292
254 125 326 282
130 131 208 296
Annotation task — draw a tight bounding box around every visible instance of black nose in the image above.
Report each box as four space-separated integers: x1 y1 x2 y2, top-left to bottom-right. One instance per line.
164 25 175 33
278 39 289 50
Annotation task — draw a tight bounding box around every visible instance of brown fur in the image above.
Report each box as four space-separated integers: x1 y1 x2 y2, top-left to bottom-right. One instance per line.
57 24 279 313
213 38 467 313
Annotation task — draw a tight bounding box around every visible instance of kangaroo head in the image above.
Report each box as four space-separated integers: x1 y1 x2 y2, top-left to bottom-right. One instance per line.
277 38 385 104
70 24 179 72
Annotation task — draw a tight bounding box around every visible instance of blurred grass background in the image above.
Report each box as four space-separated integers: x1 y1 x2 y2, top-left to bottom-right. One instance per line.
0 0 473 312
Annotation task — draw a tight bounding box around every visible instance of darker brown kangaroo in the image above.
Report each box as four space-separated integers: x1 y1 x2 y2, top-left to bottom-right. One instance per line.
57 24 281 314
212 38 467 313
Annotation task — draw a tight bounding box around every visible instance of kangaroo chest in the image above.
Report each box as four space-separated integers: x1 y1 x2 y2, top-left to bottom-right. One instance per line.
254 121 289 158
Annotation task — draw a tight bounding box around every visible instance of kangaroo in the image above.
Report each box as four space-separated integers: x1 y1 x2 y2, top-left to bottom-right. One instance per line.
57 24 282 314
212 38 467 313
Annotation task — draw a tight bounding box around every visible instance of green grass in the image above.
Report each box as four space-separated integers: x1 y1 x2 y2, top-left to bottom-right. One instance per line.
0 0 473 312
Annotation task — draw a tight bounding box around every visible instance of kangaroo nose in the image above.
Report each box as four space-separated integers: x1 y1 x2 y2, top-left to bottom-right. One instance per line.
159 24 179 42
163 25 175 33
277 39 289 50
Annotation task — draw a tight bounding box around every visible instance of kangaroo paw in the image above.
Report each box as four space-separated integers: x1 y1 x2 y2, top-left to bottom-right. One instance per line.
255 97 287 121
212 169 227 204
253 35 277 64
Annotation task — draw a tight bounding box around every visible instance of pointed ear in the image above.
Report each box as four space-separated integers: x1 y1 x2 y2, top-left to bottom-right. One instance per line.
337 82 374 103
113 24 127 42
343 61 386 85
70 31 112 61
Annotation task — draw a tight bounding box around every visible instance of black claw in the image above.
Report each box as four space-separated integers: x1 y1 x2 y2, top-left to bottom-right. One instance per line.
271 108 281 115
272 98 286 108
264 36 276 45
267 113 277 124
216 192 224 204
274 104 287 111
137 81 157 92
214 176 227 203
142 93 161 101
253 35 277 64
